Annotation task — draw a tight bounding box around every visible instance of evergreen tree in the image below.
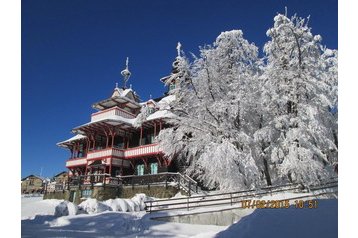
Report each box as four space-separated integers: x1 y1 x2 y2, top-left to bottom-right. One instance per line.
258 13 337 185
158 30 262 190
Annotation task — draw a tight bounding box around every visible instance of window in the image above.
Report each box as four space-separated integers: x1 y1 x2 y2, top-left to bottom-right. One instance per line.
150 134 155 144
150 163 158 174
82 189 92 198
148 107 155 114
137 164 145 176
29 179 34 185
169 83 176 91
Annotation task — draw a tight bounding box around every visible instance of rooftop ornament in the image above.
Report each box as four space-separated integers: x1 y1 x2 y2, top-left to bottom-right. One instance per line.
176 42 181 57
121 57 131 88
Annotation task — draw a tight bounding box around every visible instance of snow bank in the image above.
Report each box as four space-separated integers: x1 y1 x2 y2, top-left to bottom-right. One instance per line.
214 199 337 238
22 198 78 219
172 192 186 198
54 201 78 216
79 193 150 214
131 193 147 210
22 194 153 219
77 198 112 214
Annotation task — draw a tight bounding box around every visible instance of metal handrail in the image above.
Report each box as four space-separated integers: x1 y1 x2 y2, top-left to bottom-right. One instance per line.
67 174 122 189
118 172 199 196
144 179 338 213
183 174 197 185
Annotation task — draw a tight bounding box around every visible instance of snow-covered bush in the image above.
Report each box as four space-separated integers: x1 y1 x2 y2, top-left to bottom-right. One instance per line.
78 198 112 214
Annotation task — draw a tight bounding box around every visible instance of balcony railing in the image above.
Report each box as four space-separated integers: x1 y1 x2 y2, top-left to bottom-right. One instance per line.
87 147 124 160
87 143 160 160
91 107 135 122
124 143 160 158
66 144 161 167
66 157 87 167
67 174 122 189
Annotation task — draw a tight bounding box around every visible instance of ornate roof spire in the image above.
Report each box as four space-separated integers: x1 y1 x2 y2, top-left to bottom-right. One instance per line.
121 57 131 88
176 42 182 57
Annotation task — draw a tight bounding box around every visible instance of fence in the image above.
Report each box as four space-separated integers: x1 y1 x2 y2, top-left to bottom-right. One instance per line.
120 172 198 196
144 178 338 213
67 174 122 190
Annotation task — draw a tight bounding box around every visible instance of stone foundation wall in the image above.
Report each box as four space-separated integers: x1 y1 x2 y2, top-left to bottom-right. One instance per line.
44 190 70 200
121 185 179 198
44 185 180 203
91 186 122 201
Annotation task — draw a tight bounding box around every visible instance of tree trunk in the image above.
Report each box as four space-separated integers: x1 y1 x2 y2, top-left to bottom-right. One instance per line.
263 156 272 186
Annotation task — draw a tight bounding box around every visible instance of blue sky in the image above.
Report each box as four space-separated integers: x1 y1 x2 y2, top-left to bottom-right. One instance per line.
21 0 337 178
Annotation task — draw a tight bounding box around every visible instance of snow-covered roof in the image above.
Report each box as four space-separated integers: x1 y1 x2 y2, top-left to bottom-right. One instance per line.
157 95 176 110
53 171 68 178
57 134 87 147
92 87 141 111
57 94 177 147
72 117 136 134
146 110 176 121
111 87 137 99
21 174 48 181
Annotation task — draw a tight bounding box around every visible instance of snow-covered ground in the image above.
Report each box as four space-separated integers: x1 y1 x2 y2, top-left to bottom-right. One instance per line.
21 194 226 237
21 192 337 238
215 199 337 238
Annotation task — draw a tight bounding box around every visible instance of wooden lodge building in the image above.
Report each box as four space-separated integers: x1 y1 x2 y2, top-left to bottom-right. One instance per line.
21 175 48 194
55 53 197 202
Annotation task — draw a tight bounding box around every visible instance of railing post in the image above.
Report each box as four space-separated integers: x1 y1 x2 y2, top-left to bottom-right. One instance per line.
188 181 191 197
178 174 181 190
187 196 189 211
165 174 168 189
149 200 152 213
230 193 233 206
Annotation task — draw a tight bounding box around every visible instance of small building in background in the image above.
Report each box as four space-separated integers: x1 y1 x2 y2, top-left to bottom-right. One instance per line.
21 175 48 194
46 171 69 193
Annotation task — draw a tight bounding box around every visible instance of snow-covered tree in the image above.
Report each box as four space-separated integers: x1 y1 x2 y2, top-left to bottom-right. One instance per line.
258 13 338 185
158 31 263 191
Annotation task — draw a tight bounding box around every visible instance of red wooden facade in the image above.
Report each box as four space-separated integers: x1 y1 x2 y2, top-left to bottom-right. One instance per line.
57 86 175 180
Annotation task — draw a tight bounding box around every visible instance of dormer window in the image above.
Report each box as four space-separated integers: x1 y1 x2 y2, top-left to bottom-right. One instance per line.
169 83 176 91
148 107 155 114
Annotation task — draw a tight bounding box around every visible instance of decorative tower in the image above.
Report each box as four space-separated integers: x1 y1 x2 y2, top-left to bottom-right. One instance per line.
160 42 185 94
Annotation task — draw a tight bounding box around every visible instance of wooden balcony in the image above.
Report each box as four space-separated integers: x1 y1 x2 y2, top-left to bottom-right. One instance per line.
123 143 160 158
91 106 136 122
67 174 122 189
87 147 124 160
66 143 161 167
66 157 87 167
86 143 160 160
